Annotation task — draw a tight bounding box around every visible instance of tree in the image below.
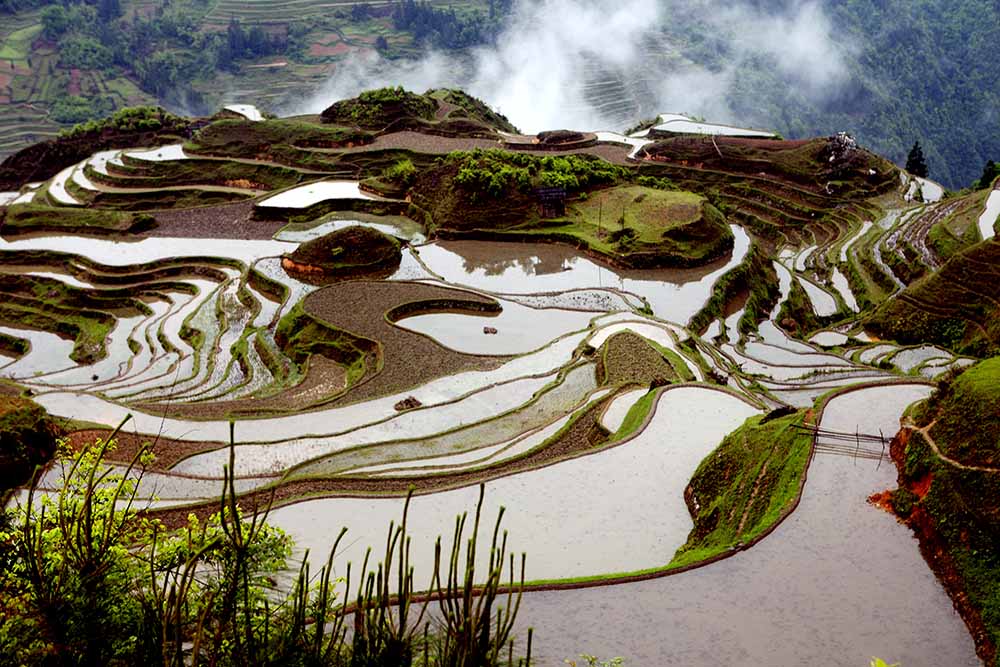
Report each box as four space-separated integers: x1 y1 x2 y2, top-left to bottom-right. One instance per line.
906 141 929 178
976 160 999 190
97 0 122 23
40 5 69 40
227 17 245 58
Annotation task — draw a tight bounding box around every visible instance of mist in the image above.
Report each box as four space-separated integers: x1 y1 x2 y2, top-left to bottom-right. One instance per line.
292 0 853 134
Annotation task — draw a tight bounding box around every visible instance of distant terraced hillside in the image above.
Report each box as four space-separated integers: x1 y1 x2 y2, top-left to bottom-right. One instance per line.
0 0 492 160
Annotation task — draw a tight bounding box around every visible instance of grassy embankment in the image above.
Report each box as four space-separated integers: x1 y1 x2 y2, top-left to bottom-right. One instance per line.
671 409 813 567
89 155 306 192
892 357 1000 664
868 238 1000 357
0 274 153 363
687 243 780 337
273 301 376 391
1 200 150 234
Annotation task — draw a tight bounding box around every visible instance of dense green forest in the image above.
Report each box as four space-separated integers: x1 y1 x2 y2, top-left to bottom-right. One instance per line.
716 0 1000 187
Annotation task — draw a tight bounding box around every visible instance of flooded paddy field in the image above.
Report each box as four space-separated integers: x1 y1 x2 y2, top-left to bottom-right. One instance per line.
0 136 986 665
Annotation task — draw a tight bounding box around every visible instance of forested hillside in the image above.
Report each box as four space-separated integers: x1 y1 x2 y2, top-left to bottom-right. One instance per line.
784 0 1000 187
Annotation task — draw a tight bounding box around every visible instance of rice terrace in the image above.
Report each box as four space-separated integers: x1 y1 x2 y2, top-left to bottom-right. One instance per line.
0 86 998 666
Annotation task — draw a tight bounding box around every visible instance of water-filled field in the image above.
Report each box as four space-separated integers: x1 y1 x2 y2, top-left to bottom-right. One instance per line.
0 136 983 665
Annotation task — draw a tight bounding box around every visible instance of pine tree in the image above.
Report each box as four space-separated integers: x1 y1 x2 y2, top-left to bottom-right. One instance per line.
905 141 929 178
977 160 998 190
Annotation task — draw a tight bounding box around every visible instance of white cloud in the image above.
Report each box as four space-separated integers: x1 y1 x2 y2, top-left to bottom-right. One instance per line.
290 0 852 133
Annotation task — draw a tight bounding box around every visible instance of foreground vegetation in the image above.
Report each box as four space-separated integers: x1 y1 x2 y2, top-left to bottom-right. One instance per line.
0 429 533 666
892 358 1000 665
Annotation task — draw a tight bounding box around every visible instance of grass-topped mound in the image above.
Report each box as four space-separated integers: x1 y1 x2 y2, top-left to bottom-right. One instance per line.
562 185 734 267
320 86 439 130
596 331 693 387
186 118 372 160
427 89 519 134
320 87 517 138
412 150 735 267
412 148 628 229
671 409 813 567
640 134 897 197
867 238 1000 357
891 359 1000 664
0 107 191 190
282 225 402 283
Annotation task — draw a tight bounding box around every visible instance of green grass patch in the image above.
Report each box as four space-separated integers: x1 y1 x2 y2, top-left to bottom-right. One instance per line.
610 390 657 440
0 24 41 63
670 409 812 568
566 185 703 243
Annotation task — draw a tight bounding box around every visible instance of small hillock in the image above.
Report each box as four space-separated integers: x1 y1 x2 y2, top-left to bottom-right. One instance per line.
321 86 439 130
282 225 402 283
410 150 734 268
427 89 519 134
320 87 517 137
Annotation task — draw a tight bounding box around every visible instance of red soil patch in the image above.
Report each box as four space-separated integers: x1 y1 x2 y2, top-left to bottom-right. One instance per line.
911 472 933 498
281 255 326 277
309 42 351 57
0 71 12 89
866 490 897 515
68 68 81 96
65 429 225 471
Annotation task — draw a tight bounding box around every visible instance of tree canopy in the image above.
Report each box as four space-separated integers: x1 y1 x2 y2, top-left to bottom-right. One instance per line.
906 141 929 178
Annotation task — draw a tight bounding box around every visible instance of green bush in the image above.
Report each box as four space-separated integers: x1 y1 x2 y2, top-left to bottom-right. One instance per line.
58 35 114 70
449 149 628 199
0 431 533 666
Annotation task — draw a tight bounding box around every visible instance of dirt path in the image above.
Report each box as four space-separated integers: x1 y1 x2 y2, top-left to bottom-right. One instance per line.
905 419 1000 473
